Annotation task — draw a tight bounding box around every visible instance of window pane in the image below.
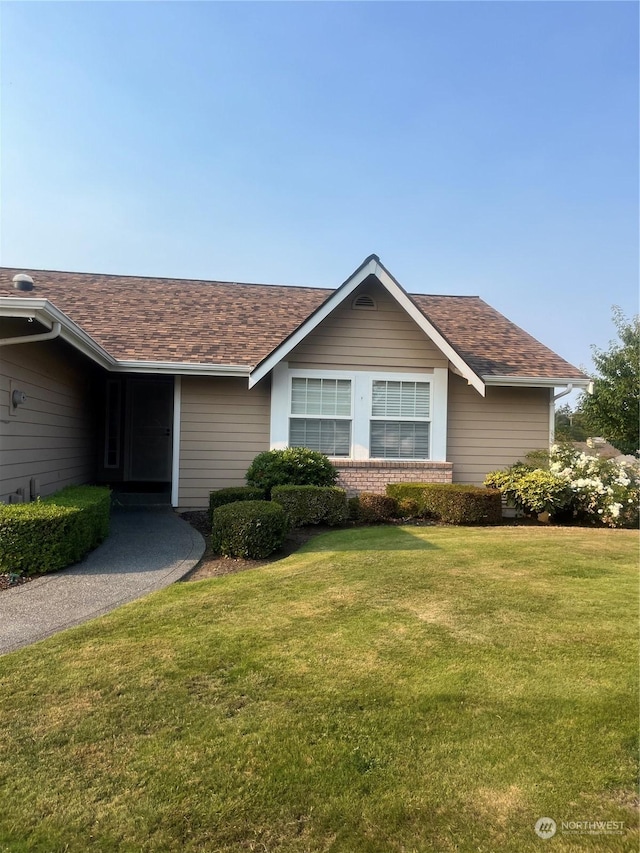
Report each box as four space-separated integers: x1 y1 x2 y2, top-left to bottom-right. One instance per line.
291 378 351 416
371 381 430 418
290 419 351 457
370 421 430 459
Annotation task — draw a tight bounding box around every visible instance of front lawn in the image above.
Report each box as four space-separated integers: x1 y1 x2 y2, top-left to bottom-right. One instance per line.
0 526 637 852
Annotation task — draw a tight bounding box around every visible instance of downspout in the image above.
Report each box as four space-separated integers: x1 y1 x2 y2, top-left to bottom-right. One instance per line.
0 322 62 347
549 383 574 446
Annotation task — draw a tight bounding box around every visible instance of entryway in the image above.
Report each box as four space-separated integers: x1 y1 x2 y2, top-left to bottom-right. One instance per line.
97 375 174 505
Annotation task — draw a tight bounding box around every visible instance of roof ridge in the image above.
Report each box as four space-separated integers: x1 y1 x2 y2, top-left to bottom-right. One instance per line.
410 293 481 299
0 267 333 292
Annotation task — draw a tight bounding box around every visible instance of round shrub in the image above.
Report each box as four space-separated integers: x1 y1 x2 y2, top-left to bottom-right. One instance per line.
211 500 288 559
208 486 266 525
246 448 338 497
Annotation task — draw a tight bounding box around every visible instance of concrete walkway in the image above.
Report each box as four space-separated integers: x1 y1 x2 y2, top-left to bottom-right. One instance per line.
0 509 205 655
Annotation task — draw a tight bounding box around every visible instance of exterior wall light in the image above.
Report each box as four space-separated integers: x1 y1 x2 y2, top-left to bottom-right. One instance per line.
11 389 27 408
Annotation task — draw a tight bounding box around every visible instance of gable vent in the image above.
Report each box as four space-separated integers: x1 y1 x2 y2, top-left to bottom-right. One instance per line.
352 294 377 310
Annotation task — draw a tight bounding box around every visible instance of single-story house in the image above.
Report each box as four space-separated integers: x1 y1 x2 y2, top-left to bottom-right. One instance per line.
0 255 590 509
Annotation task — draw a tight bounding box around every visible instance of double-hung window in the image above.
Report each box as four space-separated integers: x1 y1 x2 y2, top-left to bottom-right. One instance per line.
289 377 352 457
370 380 430 459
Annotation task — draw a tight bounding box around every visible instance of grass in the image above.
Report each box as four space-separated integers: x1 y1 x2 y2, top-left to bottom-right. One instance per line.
0 525 637 852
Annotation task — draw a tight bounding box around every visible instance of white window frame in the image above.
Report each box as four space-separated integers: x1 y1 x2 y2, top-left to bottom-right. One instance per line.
369 379 431 460
289 376 354 457
270 363 448 461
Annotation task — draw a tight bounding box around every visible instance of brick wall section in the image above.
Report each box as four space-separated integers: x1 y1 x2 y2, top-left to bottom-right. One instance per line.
334 460 453 496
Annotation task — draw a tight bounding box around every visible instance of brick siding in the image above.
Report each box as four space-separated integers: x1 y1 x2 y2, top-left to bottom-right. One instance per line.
334 460 453 496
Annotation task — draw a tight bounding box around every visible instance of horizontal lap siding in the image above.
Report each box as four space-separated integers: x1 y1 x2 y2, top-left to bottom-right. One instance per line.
178 377 270 508
0 339 97 502
448 373 551 485
288 281 447 371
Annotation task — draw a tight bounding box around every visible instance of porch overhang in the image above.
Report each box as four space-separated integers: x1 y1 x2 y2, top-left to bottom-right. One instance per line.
0 297 250 378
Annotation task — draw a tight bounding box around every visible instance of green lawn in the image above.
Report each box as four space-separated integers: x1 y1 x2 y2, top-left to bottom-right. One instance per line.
0 525 637 852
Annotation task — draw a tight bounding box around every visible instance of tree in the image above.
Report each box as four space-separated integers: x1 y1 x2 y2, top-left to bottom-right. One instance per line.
554 403 589 442
579 307 639 455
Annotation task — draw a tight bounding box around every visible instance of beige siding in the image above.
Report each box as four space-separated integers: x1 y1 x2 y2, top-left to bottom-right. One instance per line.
448 373 551 485
178 376 270 508
288 280 447 371
0 338 98 502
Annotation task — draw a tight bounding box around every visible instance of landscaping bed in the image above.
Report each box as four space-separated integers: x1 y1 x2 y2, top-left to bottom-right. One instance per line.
179 509 332 580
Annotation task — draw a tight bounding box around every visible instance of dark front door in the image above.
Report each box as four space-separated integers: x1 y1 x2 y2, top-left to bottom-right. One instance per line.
125 379 173 482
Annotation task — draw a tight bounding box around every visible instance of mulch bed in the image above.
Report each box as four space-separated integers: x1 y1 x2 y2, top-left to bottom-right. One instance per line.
0 574 32 592
179 511 332 582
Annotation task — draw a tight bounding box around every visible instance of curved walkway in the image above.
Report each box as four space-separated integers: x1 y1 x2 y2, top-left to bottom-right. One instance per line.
0 508 205 655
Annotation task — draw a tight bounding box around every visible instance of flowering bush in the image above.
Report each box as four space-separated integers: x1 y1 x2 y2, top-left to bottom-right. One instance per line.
547 444 639 528
485 445 639 528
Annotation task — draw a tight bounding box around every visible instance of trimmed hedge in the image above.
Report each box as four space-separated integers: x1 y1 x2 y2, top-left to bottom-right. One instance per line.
351 492 398 524
208 486 266 524
0 485 111 576
386 483 502 525
211 500 288 558
271 485 347 528
246 448 337 497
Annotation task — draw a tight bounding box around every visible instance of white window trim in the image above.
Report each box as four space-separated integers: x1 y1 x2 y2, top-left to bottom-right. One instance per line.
270 363 448 461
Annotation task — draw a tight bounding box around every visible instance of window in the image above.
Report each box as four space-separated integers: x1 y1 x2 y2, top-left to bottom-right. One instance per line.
289 377 352 457
370 380 430 459
271 366 446 461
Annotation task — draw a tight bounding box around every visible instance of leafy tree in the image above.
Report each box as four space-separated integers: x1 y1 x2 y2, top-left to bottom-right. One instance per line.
554 403 589 442
580 307 639 455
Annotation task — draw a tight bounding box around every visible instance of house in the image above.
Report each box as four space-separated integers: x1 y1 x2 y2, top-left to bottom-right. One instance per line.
0 255 590 509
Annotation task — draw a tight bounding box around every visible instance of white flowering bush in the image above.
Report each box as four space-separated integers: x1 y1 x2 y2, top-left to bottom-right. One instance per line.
485 445 639 528
547 444 639 528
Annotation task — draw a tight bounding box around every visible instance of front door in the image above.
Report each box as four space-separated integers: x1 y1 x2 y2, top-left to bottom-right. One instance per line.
126 379 173 482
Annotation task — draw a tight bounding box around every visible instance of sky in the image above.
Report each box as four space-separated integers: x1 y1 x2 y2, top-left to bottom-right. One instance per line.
0 1 637 392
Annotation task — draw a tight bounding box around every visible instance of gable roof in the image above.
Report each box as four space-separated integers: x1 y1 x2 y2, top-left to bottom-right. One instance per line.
0 260 589 390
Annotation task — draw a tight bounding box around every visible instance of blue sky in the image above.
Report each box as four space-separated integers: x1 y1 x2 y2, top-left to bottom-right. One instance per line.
1 1 637 386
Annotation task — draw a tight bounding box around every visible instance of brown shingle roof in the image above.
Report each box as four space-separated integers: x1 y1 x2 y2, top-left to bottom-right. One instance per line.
0 269 331 366
0 267 586 380
410 293 585 379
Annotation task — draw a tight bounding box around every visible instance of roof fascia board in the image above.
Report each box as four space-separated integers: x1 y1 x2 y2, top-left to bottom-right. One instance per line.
483 375 592 389
249 257 487 396
248 257 379 388
0 297 115 369
371 261 486 396
112 361 250 377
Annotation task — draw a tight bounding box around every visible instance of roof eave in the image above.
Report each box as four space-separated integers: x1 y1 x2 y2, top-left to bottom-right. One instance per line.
0 297 115 369
112 361 251 377
483 374 592 389
0 297 250 377
249 257 486 396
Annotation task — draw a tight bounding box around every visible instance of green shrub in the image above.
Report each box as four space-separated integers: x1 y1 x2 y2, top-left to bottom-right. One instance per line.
386 483 502 525
211 500 288 558
0 485 111 576
208 486 265 524
246 448 337 497
485 466 574 517
397 497 420 518
385 484 433 516
271 485 347 527
352 492 398 523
